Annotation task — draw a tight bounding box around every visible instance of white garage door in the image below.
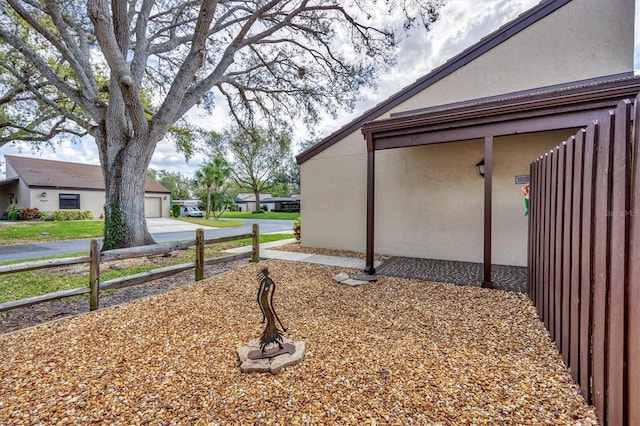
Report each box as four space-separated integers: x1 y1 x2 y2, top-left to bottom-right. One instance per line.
144 196 162 218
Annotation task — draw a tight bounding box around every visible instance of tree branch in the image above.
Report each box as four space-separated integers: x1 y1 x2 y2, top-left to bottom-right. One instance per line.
88 0 148 138
151 0 220 140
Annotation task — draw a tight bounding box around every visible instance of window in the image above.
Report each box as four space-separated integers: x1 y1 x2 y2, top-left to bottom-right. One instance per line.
59 193 80 209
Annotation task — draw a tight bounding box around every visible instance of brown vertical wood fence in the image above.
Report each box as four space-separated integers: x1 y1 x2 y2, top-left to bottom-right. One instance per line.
528 96 640 426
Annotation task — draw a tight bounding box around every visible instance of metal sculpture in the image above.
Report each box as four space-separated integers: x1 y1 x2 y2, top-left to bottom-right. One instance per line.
242 267 301 366
256 267 287 354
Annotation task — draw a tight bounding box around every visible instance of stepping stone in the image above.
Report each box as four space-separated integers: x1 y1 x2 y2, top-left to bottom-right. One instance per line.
237 337 306 374
333 272 376 286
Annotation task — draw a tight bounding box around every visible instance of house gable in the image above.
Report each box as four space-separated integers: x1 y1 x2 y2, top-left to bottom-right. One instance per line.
297 0 636 266
297 0 635 164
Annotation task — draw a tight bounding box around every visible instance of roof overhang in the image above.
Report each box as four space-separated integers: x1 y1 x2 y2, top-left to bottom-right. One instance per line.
362 75 640 151
0 178 19 187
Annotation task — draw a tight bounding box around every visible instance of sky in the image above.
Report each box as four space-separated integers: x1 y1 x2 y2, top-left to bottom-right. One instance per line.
0 0 632 179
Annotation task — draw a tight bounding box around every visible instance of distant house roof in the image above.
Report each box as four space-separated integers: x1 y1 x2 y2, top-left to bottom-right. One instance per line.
235 193 273 203
296 0 574 165
4 155 170 193
259 197 300 203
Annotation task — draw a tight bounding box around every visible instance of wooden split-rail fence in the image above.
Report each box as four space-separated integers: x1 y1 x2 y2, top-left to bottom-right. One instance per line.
0 224 260 313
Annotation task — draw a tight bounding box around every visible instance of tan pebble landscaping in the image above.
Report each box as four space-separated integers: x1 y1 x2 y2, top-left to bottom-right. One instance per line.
0 260 596 425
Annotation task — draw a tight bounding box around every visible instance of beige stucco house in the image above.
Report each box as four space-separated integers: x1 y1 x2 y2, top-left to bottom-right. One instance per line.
0 155 171 219
234 193 272 212
297 0 638 279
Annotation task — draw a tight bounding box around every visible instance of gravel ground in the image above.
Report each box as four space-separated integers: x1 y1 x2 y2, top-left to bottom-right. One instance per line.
0 260 596 425
0 258 251 334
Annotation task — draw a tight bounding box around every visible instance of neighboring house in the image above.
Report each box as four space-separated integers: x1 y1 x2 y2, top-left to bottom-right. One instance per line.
234 193 272 212
259 197 300 212
171 199 203 217
0 155 171 219
296 0 637 274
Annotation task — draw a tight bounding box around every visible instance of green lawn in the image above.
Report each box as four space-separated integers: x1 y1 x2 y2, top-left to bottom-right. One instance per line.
220 211 299 220
0 233 294 303
0 221 104 245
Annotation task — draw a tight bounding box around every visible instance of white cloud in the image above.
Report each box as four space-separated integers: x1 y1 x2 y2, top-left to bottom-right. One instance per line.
0 137 100 173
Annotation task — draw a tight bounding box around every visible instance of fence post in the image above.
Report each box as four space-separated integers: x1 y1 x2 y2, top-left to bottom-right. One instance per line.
195 228 204 281
89 239 100 311
252 223 260 262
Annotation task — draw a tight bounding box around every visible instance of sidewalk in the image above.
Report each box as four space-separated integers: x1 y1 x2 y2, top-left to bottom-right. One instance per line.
146 218 218 233
225 239 383 270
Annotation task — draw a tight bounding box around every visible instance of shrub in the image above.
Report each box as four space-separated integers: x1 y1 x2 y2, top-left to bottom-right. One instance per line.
6 204 23 220
171 204 181 218
21 207 41 221
293 217 301 242
41 210 94 221
78 210 94 220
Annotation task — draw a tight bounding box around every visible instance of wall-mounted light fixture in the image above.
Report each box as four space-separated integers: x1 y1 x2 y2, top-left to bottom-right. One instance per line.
8 193 14 203
163 195 168 200
41 191 48 198
475 159 485 178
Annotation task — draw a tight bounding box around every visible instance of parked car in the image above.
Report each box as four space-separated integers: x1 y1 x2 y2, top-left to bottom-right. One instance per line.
183 206 204 217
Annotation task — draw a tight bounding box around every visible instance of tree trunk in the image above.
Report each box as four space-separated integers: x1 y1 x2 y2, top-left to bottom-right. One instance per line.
253 189 261 212
94 126 156 250
206 186 212 219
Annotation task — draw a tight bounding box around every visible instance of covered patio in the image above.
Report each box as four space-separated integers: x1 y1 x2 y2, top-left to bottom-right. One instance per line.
361 74 640 288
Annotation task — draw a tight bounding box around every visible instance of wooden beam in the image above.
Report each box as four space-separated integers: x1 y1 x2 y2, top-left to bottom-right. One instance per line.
100 263 196 291
373 110 601 150
252 223 260 263
365 134 376 274
0 287 90 312
0 255 91 276
89 239 100 311
482 136 494 288
195 228 204 281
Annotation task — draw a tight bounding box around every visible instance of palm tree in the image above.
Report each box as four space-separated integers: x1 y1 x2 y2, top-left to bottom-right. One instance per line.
194 156 231 219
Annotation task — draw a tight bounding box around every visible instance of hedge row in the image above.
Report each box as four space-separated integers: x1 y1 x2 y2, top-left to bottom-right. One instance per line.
5 205 94 221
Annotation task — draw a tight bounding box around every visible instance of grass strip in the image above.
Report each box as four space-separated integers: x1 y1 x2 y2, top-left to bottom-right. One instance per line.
0 221 104 245
219 211 299 220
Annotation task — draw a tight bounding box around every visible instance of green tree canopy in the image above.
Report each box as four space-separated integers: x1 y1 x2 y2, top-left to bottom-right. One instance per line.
0 0 443 248
207 126 291 211
193 155 232 219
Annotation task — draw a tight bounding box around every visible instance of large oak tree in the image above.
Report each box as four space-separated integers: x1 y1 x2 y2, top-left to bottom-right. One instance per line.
0 0 442 249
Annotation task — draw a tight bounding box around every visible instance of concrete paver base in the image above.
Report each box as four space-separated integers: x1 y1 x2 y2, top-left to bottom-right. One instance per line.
376 257 527 293
237 338 306 374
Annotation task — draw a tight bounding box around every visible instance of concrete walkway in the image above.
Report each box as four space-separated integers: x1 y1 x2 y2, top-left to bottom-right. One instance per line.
233 240 527 293
225 239 384 270
145 218 218 233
